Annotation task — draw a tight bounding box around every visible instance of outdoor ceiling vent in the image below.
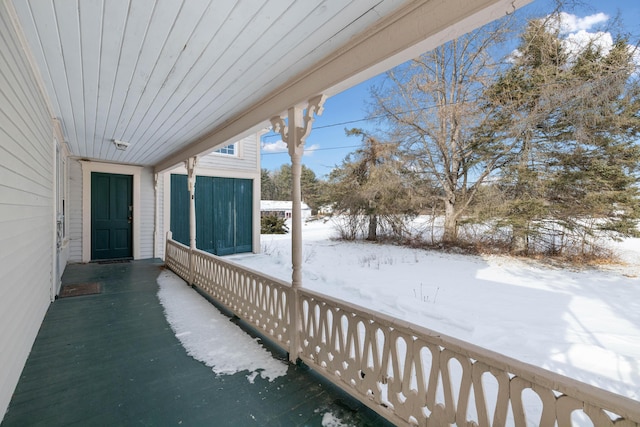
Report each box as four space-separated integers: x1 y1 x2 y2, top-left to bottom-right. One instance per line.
113 139 129 150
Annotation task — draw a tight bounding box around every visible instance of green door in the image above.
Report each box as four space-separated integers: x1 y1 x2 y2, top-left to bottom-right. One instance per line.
233 178 253 253
91 172 133 260
170 174 189 246
170 174 252 255
211 177 253 255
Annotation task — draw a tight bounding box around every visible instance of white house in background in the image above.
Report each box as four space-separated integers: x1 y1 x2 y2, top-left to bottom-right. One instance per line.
0 0 529 420
261 200 312 220
317 204 334 216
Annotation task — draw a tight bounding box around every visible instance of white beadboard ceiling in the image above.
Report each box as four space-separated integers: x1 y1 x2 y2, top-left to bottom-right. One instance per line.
11 0 529 170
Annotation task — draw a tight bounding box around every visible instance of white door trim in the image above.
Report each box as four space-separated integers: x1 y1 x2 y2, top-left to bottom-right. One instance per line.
81 161 142 262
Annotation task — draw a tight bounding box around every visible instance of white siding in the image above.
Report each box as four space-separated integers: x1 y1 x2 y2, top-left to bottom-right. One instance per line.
67 159 82 261
156 173 165 260
139 167 155 259
197 134 259 173
0 2 54 419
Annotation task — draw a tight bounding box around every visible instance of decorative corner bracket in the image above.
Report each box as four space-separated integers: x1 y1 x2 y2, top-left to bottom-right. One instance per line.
185 156 198 192
270 94 326 157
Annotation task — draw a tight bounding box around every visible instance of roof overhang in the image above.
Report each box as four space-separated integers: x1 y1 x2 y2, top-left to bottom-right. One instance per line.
156 0 531 173
8 0 531 173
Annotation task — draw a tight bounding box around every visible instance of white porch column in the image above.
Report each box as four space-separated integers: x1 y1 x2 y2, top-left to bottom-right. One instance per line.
186 156 198 284
271 94 325 361
153 173 159 259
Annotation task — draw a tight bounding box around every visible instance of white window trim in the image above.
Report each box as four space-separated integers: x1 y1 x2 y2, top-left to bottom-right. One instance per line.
81 161 143 262
212 141 240 158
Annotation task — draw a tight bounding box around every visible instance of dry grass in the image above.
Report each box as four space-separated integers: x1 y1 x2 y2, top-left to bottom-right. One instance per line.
380 234 623 268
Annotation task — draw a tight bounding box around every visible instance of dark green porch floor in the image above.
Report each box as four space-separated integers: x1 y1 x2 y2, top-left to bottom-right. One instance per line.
2 260 391 427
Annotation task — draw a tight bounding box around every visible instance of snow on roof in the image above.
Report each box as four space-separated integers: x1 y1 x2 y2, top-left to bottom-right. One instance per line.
261 200 310 211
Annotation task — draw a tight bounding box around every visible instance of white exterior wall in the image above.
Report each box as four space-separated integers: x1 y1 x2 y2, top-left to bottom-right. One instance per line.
67 160 157 262
140 167 155 259
156 173 165 260
55 146 70 295
197 134 259 172
67 159 83 261
0 2 55 418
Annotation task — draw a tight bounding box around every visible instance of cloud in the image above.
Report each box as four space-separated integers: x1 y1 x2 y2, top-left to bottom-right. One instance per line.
510 11 639 72
563 30 614 58
304 144 320 156
261 139 287 152
261 140 320 156
554 12 609 34
544 12 632 65
547 12 613 56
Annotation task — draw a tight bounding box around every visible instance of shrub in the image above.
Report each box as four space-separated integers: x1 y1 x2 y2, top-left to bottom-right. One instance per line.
261 215 289 234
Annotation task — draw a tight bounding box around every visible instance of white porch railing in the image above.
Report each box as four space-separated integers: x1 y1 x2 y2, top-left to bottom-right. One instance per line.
165 236 640 427
166 236 291 351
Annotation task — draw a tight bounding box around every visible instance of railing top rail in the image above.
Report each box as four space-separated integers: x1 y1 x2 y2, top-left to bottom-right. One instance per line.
189 244 293 289
299 287 640 422
167 238 189 249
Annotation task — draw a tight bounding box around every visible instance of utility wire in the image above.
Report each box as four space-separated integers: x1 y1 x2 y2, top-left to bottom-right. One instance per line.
261 144 365 156
260 103 439 154
261 106 437 142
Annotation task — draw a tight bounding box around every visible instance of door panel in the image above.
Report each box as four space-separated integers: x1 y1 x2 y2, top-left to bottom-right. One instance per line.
196 177 215 252
234 179 253 253
170 174 252 255
170 174 189 246
213 177 235 255
91 172 133 260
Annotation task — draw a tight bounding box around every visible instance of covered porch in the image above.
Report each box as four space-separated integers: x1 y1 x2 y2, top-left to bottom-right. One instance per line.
3 0 639 425
2 260 390 426
2 0 535 419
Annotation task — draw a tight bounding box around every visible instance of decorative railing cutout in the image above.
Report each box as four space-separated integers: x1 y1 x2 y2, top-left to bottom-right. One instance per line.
166 236 640 427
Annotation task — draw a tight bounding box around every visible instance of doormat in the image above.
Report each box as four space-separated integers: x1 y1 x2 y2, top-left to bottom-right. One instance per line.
97 259 131 264
59 282 102 298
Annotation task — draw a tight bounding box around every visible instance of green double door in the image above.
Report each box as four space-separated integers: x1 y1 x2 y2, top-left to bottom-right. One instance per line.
170 175 252 256
91 172 133 260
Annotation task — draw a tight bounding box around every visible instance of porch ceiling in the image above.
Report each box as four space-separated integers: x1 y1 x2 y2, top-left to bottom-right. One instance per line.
9 0 530 171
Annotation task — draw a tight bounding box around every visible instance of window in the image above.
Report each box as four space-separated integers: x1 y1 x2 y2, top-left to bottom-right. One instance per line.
214 143 236 156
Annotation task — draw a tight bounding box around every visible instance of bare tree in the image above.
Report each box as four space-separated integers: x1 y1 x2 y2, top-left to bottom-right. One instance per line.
371 17 517 244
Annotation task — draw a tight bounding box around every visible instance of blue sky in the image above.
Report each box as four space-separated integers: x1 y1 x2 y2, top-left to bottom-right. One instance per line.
259 0 640 178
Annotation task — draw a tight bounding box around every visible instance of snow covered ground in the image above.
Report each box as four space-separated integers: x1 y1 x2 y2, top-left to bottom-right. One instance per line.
225 218 640 403
157 217 639 425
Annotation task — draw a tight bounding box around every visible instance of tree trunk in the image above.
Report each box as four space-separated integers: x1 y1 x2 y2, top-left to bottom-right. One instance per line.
510 228 528 255
367 214 378 241
510 133 531 255
442 199 458 244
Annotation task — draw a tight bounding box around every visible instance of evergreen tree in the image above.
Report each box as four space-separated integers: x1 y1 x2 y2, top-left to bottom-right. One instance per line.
300 166 323 214
482 15 640 255
263 164 326 213
328 129 418 241
480 17 567 253
272 164 293 201
260 168 277 200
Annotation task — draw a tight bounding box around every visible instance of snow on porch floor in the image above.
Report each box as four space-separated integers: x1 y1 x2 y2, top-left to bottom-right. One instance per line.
2 260 390 427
